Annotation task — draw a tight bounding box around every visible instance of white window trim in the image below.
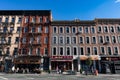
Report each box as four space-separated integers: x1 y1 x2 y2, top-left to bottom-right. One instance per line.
53 26 58 33
86 47 91 55
72 36 77 44
106 46 112 55
113 46 119 55
59 46 64 56
73 46 78 55
78 26 83 33
66 36 71 44
93 46 98 55
59 36 64 44
59 26 64 33
80 47 84 55
104 26 109 33
100 46 106 55
110 26 114 33
52 47 57 56
92 36 96 44
52 36 58 44
85 36 90 44
72 26 76 33
66 46 71 56
91 26 95 33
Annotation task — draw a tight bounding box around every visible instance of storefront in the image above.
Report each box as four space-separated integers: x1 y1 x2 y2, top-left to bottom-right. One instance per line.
51 56 73 71
101 56 120 74
79 55 101 72
14 55 41 72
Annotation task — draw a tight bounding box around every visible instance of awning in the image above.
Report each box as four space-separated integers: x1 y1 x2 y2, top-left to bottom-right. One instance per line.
51 59 72 62
80 55 100 60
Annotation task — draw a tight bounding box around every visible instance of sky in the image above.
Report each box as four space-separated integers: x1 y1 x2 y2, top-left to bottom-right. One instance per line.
0 0 120 20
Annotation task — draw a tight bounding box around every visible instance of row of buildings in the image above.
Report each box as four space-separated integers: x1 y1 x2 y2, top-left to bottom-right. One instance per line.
0 10 120 74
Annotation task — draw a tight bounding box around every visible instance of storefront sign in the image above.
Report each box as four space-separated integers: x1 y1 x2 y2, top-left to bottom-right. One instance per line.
51 56 73 60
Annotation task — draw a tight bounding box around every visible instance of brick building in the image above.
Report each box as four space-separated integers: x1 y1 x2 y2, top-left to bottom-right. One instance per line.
0 10 52 72
51 19 120 74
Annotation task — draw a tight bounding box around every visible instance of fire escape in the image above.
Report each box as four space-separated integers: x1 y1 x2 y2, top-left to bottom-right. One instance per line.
0 21 14 72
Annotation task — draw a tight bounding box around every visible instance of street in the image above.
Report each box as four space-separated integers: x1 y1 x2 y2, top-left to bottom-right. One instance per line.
0 73 120 80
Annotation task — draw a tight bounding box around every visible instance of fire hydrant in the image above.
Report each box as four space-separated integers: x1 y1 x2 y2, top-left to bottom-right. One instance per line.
95 69 98 76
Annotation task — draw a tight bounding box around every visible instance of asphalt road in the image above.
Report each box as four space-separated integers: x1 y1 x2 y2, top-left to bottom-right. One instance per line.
0 73 120 80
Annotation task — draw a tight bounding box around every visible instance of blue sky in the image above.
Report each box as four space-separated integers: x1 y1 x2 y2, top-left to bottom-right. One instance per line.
0 0 120 20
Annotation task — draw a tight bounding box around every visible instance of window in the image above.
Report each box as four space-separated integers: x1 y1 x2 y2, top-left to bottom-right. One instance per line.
45 26 49 33
110 26 114 33
17 27 21 33
32 17 35 23
13 48 18 55
66 27 70 33
104 26 108 33
38 26 42 33
10 27 14 33
107 47 112 55
87 47 90 55
114 47 118 55
24 27 28 33
59 37 63 44
18 17 22 23
0 17 2 23
36 48 40 55
92 37 96 44
6 48 10 55
39 17 42 23
3 27 7 33
66 37 70 44
118 36 120 43
72 37 76 44
72 27 76 33
79 37 83 44
22 37 26 44
31 27 35 32
37 36 41 44
46 17 49 23
86 37 90 44
117 26 120 33
98 26 101 32
112 36 116 43
91 27 95 33
99 36 103 43
79 27 82 32
73 47 77 55
53 47 56 55
60 27 63 33
53 27 57 33
11 17 15 23
93 47 97 55
80 47 84 55
60 47 63 55
53 37 57 44
25 17 28 23
15 37 19 43
105 36 109 43
100 47 105 54
22 48 26 54
1 37 5 43
44 48 48 55
29 48 32 55
8 37 11 44
30 37 34 43
85 27 88 33
5 17 9 23
44 37 48 44
66 47 70 55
